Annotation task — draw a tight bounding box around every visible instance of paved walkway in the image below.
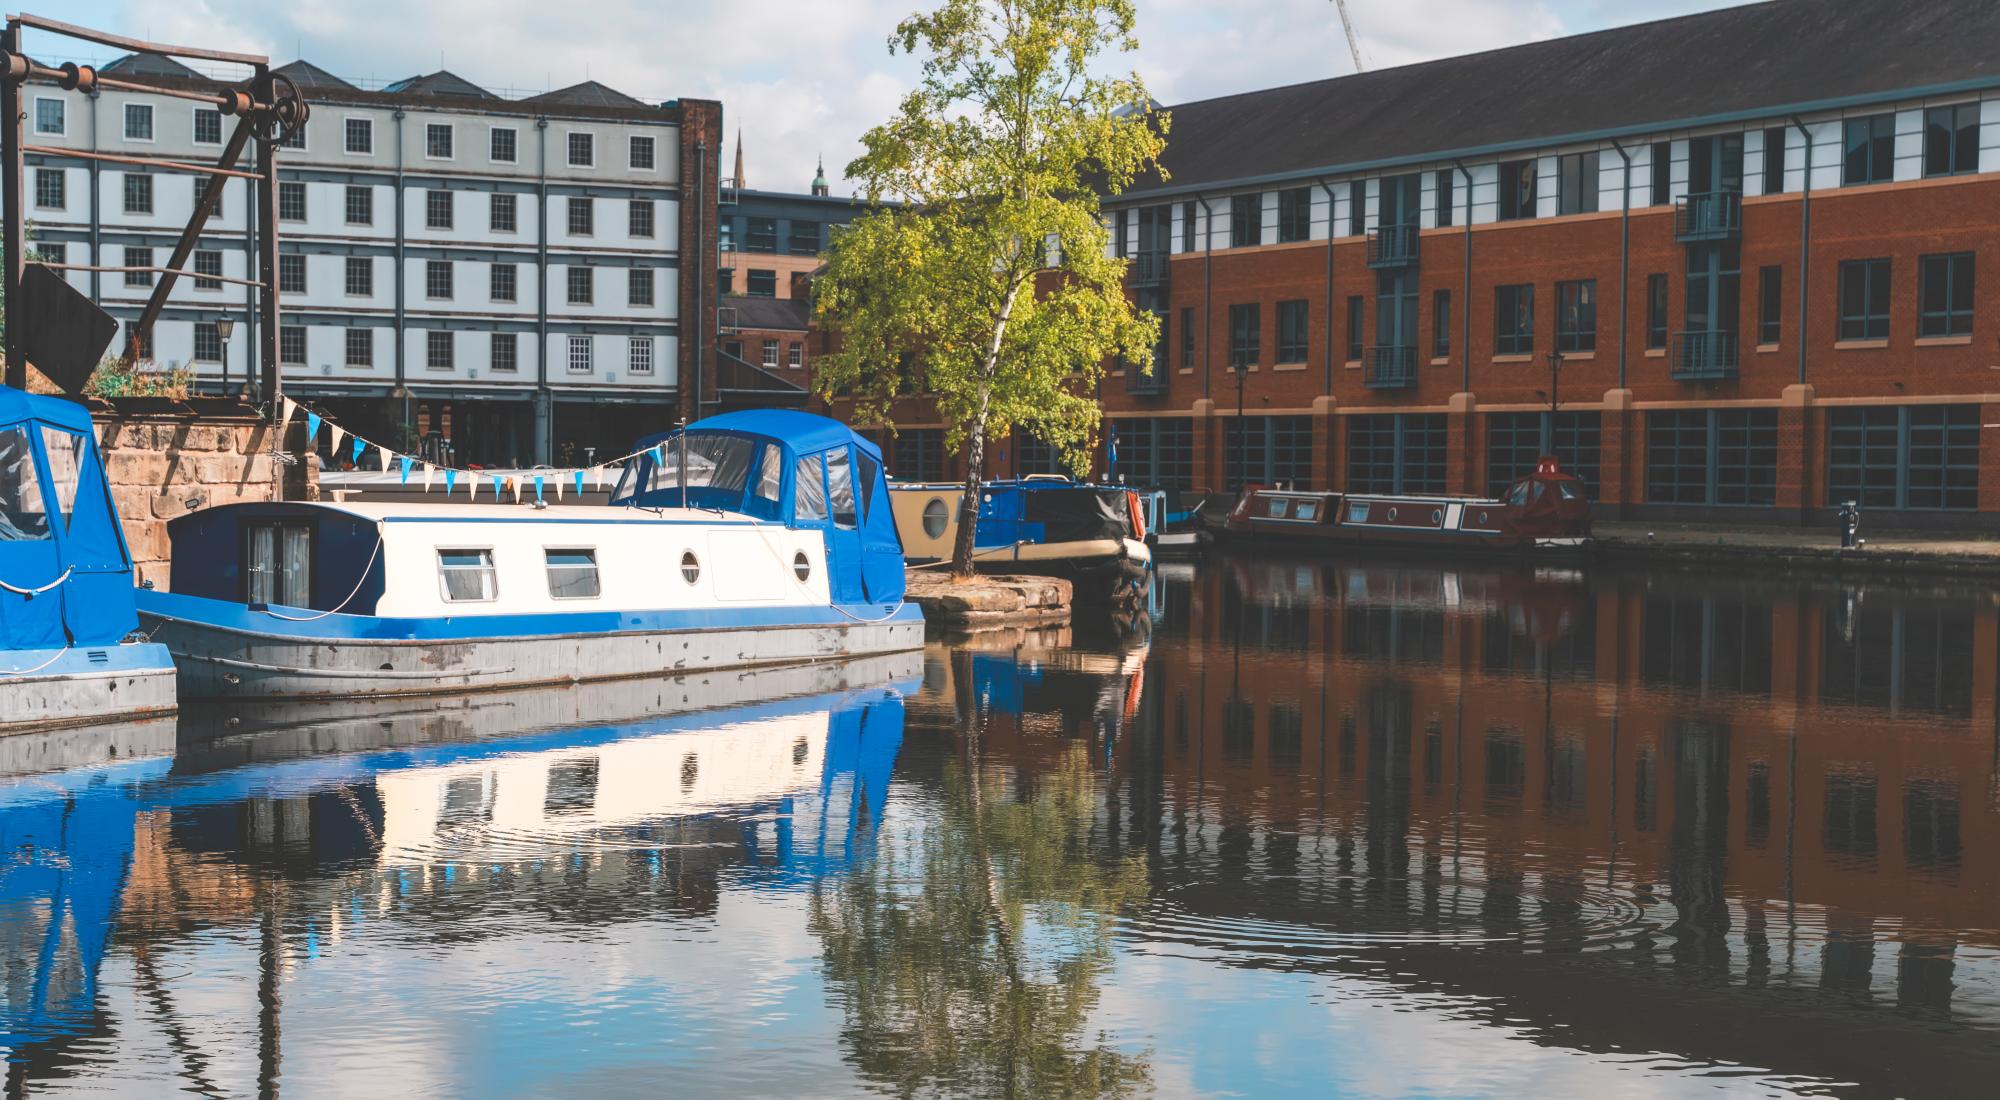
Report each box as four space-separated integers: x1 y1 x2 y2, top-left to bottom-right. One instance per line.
1591 520 2000 573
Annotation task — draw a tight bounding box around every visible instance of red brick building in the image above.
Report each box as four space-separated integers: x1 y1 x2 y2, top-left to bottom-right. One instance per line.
853 0 2000 526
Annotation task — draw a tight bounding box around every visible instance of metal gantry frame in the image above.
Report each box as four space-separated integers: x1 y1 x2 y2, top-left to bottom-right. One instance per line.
1 13 309 407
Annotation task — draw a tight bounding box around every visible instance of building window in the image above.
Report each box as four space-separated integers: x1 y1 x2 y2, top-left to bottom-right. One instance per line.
193 322 221 363
426 189 453 230
629 198 654 238
1228 303 1260 368
490 192 517 233
1762 126 1786 194
1181 201 1197 252
1113 208 1129 258
124 103 153 141
1923 103 1980 178
789 219 821 255
1346 180 1363 236
1842 114 1894 186
123 246 152 288
344 328 372 368
279 325 306 366
33 168 63 210
567 266 594 306
344 116 372 155
762 339 779 368
1555 280 1595 353
1557 151 1598 215
567 334 593 372
1179 306 1195 370
1432 289 1451 359
567 196 594 236
788 342 803 369
35 242 62 268
1755 266 1782 344
1345 295 1363 362
1650 141 1671 206
1224 415 1314 491
426 260 453 300
745 217 778 251
628 268 654 307
425 123 453 159
746 269 776 297
278 120 305 150
191 177 222 219
193 249 223 290
490 263 517 302
278 180 306 222
490 127 517 164
1486 411 1601 499
123 173 153 215
427 330 454 370
345 256 373 297
1498 158 1537 220
567 132 594 168
1644 408 1777 506
1346 414 1446 495
345 184 372 225
1230 193 1261 248
1435 169 1455 227
1495 283 1534 354
1646 273 1668 348
33 97 64 136
490 333 517 372
1918 253 1974 338
193 107 222 145
1276 299 1309 363
279 253 307 295
1827 405 1978 510
1838 258 1891 341
629 337 654 375
1277 187 1311 243
629 135 656 170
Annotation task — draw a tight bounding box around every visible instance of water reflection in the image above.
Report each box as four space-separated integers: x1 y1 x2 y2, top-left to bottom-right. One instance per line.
2 556 1998 1096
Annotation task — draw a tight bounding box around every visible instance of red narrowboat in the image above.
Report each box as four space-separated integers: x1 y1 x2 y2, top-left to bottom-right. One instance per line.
1223 457 1591 549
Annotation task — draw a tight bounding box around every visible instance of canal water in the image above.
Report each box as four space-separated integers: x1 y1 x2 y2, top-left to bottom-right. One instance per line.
2 553 1996 1097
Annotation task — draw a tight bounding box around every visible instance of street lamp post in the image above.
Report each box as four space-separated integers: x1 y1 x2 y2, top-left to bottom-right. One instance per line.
1231 361 1247 492
215 315 236 397
1545 348 1565 463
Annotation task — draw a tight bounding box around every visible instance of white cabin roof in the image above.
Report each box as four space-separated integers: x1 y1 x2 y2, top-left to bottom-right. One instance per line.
280 500 755 525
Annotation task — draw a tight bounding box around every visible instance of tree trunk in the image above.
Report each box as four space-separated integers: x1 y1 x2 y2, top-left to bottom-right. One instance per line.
950 283 1021 579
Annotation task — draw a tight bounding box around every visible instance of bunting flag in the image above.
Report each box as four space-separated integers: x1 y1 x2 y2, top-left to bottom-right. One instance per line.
423 464 435 491
465 471 480 499
494 475 504 503
329 424 346 456
378 447 393 473
400 456 414 484
533 476 544 504
351 436 366 465
593 466 607 490
508 476 521 504
571 470 584 499
278 397 297 431
444 468 458 495
305 411 322 443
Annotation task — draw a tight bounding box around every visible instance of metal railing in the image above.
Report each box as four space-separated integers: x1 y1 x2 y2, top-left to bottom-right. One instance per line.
1674 190 1742 241
1366 224 1420 268
1129 249 1170 287
1365 344 1418 389
1672 329 1739 380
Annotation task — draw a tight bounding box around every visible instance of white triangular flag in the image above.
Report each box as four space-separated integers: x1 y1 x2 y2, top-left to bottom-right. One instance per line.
278 397 297 429
422 464 435 491
329 424 346 455
465 471 480 498
553 475 564 502
509 476 521 504
593 465 606 490
377 448 393 472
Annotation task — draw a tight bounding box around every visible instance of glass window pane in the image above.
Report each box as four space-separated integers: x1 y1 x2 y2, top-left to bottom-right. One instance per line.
248 525 276 603
0 426 50 541
280 526 311 607
755 445 783 502
795 456 827 521
827 448 857 528
545 548 601 599
439 549 497 602
37 427 83 530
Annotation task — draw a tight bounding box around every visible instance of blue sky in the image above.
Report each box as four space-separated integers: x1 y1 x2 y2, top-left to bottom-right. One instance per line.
39 0 1745 192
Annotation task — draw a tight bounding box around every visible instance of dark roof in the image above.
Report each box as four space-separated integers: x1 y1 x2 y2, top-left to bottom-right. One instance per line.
724 296 811 332
273 59 356 91
382 70 497 99
101 52 202 80
524 80 646 109
1131 0 2000 196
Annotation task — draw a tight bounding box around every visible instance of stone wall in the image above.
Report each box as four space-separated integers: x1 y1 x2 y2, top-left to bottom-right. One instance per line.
93 398 317 589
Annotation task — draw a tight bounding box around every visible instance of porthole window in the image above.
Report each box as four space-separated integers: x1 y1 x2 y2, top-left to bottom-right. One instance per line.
1478 510 1490 525
1386 507 1398 522
921 497 949 538
794 550 811 582
680 550 700 585
1430 508 1443 525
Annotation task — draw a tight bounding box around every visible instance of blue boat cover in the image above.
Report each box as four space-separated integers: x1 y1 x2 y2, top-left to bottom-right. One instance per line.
614 410 905 606
0 385 136 649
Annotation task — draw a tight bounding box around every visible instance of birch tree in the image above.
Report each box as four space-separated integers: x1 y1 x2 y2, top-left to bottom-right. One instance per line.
811 0 1166 577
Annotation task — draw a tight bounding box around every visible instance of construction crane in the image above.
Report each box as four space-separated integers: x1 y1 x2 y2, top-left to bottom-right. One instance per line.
1332 0 1366 73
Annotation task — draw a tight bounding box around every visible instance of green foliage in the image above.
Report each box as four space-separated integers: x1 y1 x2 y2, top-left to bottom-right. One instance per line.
811 0 1167 569
83 356 195 400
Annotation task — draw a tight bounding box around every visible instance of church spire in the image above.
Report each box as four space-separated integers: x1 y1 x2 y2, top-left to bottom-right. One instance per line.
811 154 829 197
732 129 744 190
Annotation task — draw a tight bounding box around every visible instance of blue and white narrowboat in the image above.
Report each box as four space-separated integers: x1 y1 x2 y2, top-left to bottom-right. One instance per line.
1 386 176 732
887 476 1152 603
136 410 924 698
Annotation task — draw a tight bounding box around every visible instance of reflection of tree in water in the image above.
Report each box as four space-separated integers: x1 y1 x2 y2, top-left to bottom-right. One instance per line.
810 741 1151 1097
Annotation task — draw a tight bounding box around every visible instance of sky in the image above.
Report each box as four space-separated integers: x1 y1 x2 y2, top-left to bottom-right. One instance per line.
40 0 1747 193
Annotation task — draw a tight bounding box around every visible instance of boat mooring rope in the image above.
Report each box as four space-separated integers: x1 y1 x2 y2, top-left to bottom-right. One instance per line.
0 645 72 677
738 516 911 626
256 537 385 622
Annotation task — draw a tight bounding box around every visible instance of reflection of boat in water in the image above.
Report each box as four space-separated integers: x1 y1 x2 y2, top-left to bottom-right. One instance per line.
889 477 1152 603
137 411 922 699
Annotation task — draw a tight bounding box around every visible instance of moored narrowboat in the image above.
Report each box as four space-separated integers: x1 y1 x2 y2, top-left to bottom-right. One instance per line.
1 386 176 732
887 476 1152 603
1223 456 1591 550
136 411 924 698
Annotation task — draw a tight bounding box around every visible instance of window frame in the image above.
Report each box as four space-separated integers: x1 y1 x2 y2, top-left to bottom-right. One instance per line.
123 102 154 143
1495 283 1535 355
1923 102 1980 179
1555 279 1595 353
344 256 374 298
1432 288 1451 359
425 259 454 301
490 332 518 372
193 249 224 291
490 262 517 303
1497 158 1537 221
1757 265 1783 345
1918 252 1975 339
1227 302 1260 368
628 336 654 375
278 324 307 366
567 265 594 306
193 321 222 363
1556 151 1599 216
122 246 153 288
1276 299 1309 363
344 184 373 226
277 180 306 223
426 330 454 370
425 122 454 161
278 252 308 296
192 106 223 146
344 115 374 156
489 126 518 164
33 167 64 211
123 172 154 215
627 267 654 308
1762 126 1787 195
566 131 595 168
567 195 594 237
489 192 517 234
629 198 655 239
425 189 454 231
344 327 373 368
1276 187 1311 244
1230 193 1262 248
1842 113 1895 186
544 547 602 600
32 95 66 137
629 134 657 171
1837 257 1892 341
437 548 499 604
567 333 593 373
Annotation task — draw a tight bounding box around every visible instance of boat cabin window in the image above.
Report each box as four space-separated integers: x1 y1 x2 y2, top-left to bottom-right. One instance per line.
544 547 600 599
612 432 754 505
0 425 50 541
921 497 950 537
856 451 880 519
795 455 827 522
246 521 311 606
1295 500 1318 521
827 448 857 529
755 445 783 504
438 548 498 602
1508 481 1533 506
38 427 83 531
1265 497 1288 519
1558 480 1582 501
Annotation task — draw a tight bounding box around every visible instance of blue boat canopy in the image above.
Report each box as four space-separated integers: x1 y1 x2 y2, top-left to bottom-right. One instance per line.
611 410 906 606
0 386 136 650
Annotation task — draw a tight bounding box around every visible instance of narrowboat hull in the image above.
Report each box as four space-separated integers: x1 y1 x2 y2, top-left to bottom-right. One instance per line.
1221 464 1591 552
138 592 925 699
0 643 179 735
964 536 1153 602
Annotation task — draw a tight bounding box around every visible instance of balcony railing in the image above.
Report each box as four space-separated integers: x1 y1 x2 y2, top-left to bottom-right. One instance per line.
1125 362 1168 395
1365 344 1418 389
1366 224 1420 269
1129 249 1171 288
1674 190 1742 242
1672 329 1739 380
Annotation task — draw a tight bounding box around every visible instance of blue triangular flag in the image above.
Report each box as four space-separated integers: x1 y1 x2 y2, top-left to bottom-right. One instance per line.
399 455 414 484
534 476 544 503
351 436 366 464
305 411 321 442
493 475 502 501
651 445 664 465
573 469 584 497
445 468 458 495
